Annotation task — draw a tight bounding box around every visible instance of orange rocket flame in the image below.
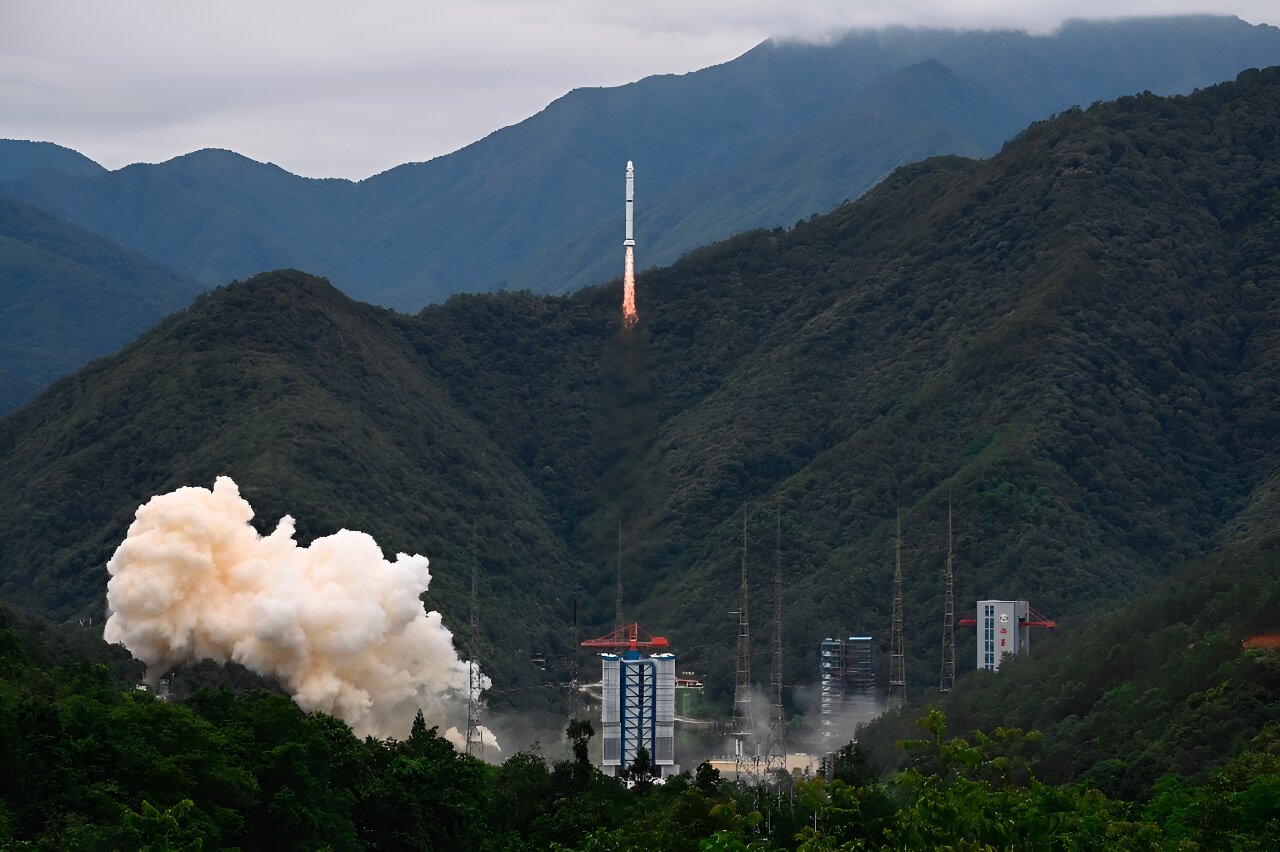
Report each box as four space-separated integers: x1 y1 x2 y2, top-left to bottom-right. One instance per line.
622 245 638 327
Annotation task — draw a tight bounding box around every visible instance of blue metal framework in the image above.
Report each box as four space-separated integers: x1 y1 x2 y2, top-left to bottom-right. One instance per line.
982 604 996 670
619 652 656 767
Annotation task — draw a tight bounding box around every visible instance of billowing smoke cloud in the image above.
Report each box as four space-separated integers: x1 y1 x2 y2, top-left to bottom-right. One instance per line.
103 476 498 749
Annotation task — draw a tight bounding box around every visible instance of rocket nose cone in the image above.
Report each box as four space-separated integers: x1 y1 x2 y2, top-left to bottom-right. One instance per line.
627 160 634 171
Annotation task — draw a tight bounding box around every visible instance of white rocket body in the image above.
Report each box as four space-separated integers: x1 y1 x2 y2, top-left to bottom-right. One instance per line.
624 160 635 247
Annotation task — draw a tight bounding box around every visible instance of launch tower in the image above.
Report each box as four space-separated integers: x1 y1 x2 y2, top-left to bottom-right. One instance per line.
888 511 907 707
584 623 678 778
819 635 877 739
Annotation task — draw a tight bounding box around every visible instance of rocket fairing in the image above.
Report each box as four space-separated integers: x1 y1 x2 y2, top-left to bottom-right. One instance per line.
624 160 635 247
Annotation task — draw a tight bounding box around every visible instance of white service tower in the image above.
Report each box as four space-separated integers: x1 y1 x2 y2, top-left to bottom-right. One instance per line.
977 600 1030 671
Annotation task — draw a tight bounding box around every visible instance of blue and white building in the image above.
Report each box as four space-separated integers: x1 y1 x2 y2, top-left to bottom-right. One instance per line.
600 650 677 777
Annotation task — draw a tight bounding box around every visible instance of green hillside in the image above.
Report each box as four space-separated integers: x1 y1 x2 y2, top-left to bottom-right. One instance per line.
3 17 1277 310
0 67 1277 723
0 194 203 413
0 273 574 700
856 531 1280 799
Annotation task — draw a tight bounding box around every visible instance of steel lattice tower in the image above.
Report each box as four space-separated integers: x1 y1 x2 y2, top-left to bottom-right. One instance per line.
732 511 754 750
888 509 907 707
569 597 580 719
940 491 956 692
768 509 785 763
465 569 483 758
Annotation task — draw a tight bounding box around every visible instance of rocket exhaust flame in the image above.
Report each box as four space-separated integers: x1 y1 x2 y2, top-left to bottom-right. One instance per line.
103 476 499 750
623 245 638 328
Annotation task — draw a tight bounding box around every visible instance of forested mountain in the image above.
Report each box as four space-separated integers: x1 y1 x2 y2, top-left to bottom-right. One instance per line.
2 16 1278 312
0 139 104 182
1 68 1277 716
857 531 1280 796
0 194 203 412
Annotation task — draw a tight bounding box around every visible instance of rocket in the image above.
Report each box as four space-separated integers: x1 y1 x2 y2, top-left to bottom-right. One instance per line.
624 160 635 247
624 161 635 247
621 161 639 327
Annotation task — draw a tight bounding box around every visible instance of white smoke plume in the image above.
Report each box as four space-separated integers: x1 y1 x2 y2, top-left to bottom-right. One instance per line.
103 476 499 750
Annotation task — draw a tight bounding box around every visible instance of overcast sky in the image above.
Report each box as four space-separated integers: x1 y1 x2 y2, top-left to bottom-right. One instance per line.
3 2 1277 179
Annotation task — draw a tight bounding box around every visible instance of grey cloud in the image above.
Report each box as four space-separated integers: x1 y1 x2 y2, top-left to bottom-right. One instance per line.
3 1 1277 178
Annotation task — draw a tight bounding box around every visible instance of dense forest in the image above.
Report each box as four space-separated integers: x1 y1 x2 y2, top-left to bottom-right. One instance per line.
1 604 1276 849
858 534 1280 793
0 194 201 412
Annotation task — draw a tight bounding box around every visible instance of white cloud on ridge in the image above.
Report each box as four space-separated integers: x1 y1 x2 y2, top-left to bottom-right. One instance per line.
2 2 1275 178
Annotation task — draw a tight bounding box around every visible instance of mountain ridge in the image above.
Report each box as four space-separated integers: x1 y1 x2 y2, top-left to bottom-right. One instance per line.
4 15 1278 311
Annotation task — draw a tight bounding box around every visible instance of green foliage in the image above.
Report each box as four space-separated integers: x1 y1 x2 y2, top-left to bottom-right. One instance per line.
624 746 657 792
797 710 1277 851
566 719 595 787
859 542 1280 794
119 799 204 852
1 606 1277 848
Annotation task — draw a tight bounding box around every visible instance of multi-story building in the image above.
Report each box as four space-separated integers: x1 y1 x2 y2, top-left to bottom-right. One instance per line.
976 599 1030 671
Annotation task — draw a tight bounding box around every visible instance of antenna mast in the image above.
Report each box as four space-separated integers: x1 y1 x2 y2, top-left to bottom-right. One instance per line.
889 508 907 707
732 510 754 752
940 491 956 692
570 597 580 719
769 508 785 763
466 567 483 758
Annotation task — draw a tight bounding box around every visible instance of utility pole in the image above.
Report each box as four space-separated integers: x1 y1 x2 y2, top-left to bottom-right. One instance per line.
940 490 956 692
732 510 754 755
769 509 785 764
889 508 907 708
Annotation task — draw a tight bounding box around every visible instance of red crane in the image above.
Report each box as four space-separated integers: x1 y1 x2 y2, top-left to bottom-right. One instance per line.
958 605 1056 629
581 622 670 651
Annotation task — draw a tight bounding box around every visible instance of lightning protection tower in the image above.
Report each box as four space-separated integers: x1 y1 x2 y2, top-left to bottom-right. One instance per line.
732 511 754 754
888 509 907 707
940 491 956 692
569 597 580 720
768 509 785 764
466 569 483 758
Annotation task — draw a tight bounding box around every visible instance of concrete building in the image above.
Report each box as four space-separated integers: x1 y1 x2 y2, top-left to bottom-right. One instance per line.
977 600 1030 671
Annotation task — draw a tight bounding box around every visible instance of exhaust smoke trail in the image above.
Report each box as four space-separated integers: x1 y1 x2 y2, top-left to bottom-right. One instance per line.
103 476 499 749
